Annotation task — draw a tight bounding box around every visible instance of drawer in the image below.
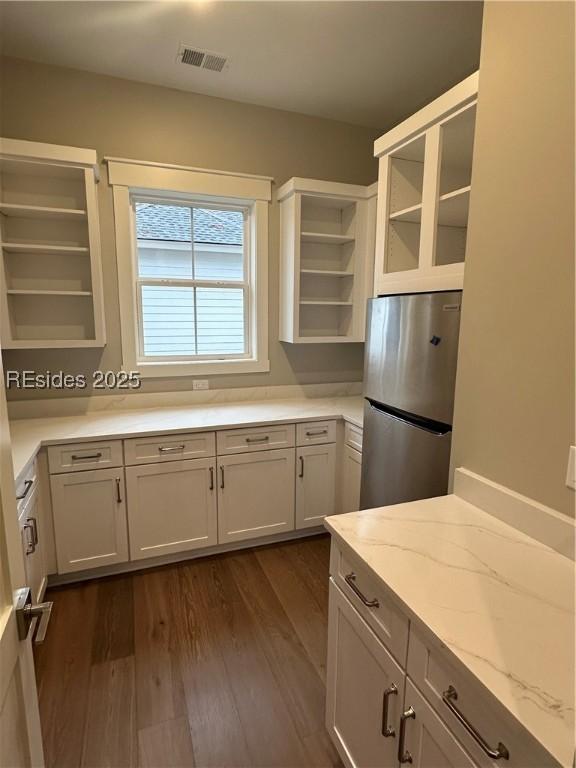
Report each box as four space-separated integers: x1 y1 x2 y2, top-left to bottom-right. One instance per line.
330 541 409 668
296 420 336 446
344 422 363 452
407 628 557 768
47 440 123 474
217 424 295 455
124 431 215 466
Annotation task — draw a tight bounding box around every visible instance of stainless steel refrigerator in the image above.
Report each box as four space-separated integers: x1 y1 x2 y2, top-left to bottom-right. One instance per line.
360 291 462 510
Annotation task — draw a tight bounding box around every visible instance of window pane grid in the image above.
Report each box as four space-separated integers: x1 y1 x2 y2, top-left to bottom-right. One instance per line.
134 200 248 360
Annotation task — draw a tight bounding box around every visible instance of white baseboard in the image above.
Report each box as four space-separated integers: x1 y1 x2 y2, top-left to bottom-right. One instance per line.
454 467 575 560
8 381 362 420
47 526 327 587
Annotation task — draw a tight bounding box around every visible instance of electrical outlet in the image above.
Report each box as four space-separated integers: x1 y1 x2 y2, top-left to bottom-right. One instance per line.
192 379 209 391
566 446 576 490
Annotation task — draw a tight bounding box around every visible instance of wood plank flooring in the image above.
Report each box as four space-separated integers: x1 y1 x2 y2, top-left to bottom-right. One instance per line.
34 534 342 768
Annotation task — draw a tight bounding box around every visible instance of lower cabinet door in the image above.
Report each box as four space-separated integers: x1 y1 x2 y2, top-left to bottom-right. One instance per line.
296 443 336 528
218 448 295 543
51 467 129 573
400 679 478 768
126 458 217 560
326 580 405 768
342 445 362 514
19 482 46 603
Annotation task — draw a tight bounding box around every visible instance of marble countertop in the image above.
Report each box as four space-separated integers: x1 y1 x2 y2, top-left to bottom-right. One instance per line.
325 497 575 767
10 395 363 482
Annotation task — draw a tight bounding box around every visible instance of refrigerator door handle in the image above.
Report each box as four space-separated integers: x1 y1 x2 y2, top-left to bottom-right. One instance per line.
366 398 452 437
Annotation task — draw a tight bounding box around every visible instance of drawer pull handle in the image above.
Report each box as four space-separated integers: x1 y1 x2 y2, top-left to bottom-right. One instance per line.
381 683 398 737
209 466 214 491
398 706 415 763
23 521 36 555
158 445 185 453
344 572 379 608
16 479 33 500
443 686 509 760
306 429 328 437
115 478 122 504
245 436 270 444
28 516 39 547
220 466 225 489
71 452 103 461
299 456 304 478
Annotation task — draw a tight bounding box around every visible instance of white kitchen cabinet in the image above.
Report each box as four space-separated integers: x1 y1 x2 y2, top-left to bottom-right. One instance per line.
278 178 377 343
296 443 336 528
50 467 128 573
17 473 46 603
342 445 362 514
373 72 478 296
0 137 105 349
126 458 217 560
399 680 478 768
326 580 405 768
218 448 295 543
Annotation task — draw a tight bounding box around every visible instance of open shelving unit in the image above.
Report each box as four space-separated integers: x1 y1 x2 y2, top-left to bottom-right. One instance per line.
278 178 377 343
373 72 478 295
0 138 106 349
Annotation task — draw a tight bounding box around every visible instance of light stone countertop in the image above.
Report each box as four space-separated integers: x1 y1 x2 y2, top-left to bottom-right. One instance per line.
325 497 575 768
9 395 364 483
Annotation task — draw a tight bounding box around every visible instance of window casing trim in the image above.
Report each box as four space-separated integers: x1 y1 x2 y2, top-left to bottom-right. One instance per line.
112 173 270 377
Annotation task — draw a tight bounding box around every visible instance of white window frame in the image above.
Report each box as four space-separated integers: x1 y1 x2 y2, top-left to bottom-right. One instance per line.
109 158 271 377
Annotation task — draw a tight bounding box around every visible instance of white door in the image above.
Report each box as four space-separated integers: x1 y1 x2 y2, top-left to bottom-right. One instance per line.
400 679 478 767
0 353 45 766
50 468 129 573
218 448 295 543
126 458 217 560
296 443 336 528
326 580 405 768
342 445 362 514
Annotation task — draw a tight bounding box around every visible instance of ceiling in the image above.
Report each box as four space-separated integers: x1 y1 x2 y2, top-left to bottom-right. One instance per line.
0 1 483 131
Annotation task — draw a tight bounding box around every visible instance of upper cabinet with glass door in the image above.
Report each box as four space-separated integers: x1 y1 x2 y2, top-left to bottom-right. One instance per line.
373 72 478 296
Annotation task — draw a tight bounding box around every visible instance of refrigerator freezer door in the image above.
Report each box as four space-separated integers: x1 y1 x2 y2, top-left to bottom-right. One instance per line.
363 292 461 425
360 401 452 510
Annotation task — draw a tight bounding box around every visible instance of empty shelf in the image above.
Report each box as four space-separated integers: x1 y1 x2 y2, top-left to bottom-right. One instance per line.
389 203 422 224
7 289 93 296
0 203 87 220
301 232 355 245
299 300 353 306
300 269 354 277
1 242 89 255
438 186 470 227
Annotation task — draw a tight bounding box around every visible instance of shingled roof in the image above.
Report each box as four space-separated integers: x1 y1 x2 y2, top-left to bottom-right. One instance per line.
136 203 243 246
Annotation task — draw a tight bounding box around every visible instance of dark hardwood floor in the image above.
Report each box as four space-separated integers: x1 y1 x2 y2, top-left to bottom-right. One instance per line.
34 534 342 768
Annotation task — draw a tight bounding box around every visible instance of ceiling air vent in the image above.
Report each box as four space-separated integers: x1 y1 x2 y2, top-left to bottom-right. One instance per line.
178 44 228 73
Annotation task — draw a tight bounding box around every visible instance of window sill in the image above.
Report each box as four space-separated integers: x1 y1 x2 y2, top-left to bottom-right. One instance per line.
132 358 271 378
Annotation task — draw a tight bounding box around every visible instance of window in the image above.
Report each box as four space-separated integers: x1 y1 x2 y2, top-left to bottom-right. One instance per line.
109 159 271 377
135 201 248 359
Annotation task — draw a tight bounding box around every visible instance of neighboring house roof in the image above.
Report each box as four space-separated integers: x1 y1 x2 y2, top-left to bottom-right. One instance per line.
136 203 243 246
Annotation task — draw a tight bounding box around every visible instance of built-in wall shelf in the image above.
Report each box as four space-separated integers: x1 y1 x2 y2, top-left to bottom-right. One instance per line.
373 73 478 295
0 137 106 349
389 202 422 224
7 289 93 297
0 203 87 220
279 177 378 343
300 231 355 245
0 242 89 255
